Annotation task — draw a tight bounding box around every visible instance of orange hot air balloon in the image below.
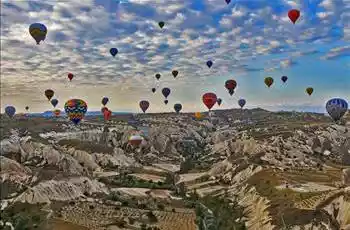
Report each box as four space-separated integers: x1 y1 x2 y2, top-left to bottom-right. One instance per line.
264 77 274 88
306 87 314 96
53 109 61 117
194 112 202 119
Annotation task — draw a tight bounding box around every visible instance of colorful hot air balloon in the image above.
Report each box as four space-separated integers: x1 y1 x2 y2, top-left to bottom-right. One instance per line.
238 99 246 108
101 97 109 106
194 112 202 120
25 106 29 111
104 109 112 121
152 88 156 93
225 80 237 96
172 70 179 78
162 88 171 98
174 103 182 113
326 98 348 122
64 99 87 125
139 100 150 113
155 73 161 80
45 89 54 101
29 23 47 45
206 60 213 68
5 106 16 118
264 77 274 88
281 76 288 83
217 98 222 106
158 21 165 28
68 73 74 81
110 48 118 57
53 109 61 117
306 87 314 96
51 99 58 108
129 135 143 147
202 93 217 110
288 9 300 24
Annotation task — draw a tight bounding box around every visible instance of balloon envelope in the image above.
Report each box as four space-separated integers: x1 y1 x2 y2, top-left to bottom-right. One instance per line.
25 106 29 111
326 98 348 122
225 79 237 91
264 77 274 88
174 103 182 113
206 60 213 68
104 109 112 121
64 99 87 125
101 97 109 106
288 9 300 24
202 93 217 110
158 21 165 28
306 87 314 96
45 89 54 101
129 135 143 146
155 73 161 80
217 98 222 106
68 73 74 81
110 48 118 57
53 109 61 117
152 88 156 93
172 70 179 78
51 99 58 108
29 23 47 44
5 106 16 118
238 99 246 108
162 88 171 98
194 112 202 119
139 100 150 113
281 76 288 83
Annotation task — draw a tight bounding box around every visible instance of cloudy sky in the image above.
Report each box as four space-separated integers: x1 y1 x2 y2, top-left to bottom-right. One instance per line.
1 0 349 113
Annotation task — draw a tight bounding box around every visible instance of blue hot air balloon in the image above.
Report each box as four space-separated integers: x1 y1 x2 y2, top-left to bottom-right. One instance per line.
110 48 118 57
51 99 58 108
101 97 109 106
206 60 213 68
326 98 348 122
238 99 246 108
174 103 182 113
162 88 171 99
29 23 47 45
5 106 16 118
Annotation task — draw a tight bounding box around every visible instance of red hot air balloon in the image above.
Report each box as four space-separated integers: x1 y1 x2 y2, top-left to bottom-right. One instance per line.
202 93 217 110
225 79 237 96
139 100 150 113
68 73 74 81
288 9 300 24
129 135 143 147
104 109 112 121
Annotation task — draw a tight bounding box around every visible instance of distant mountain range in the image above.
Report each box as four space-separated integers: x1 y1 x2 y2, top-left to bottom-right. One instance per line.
28 111 132 117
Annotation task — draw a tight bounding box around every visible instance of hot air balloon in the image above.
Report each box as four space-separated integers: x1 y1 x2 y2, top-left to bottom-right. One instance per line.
172 70 179 78
5 106 16 118
162 88 171 99
158 21 165 28
326 98 348 122
101 97 109 106
225 0 231 4
129 135 144 147
264 77 274 88
155 73 161 80
104 109 112 121
53 109 61 117
281 76 288 83
25 106 29 111
238 99 246 109
217 98 222 106
174 103 182 113
29 23 47 45
51 99 58 108
225 80 237 96
306 87 314 96
139 100 150 113
110 48 118 57
288 9 300 24
45 89 54 101
202 93 217 110
164 100 169 105
194 112 202 120
152 88 156 93
68 73 74 81
206 60 213 68
64 99 87 125
101 107 108 114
